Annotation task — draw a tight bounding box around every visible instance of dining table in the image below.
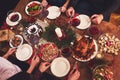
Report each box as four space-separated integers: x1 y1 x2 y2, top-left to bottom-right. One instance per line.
0 0 120 80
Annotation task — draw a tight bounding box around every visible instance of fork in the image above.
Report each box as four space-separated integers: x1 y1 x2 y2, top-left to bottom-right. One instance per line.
68 16 73 24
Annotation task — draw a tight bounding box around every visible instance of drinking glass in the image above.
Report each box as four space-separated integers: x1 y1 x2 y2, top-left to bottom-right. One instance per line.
61 47 72 57
70 18 80 27
39 7 49 22
87 26 100 36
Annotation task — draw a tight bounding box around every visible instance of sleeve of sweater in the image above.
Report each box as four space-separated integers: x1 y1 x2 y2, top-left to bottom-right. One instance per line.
102 0 120 18
68 0 79 8
88 0 120 21
7 71 34 80
102 0 120 21
8 70 43 80
34 70 42 80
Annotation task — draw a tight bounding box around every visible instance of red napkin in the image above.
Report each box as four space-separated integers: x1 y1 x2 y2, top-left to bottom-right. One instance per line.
1 22 9 29
0 22 16 30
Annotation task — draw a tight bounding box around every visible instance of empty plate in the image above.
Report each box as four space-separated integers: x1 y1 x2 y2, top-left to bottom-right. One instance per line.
47 6 61 19
16 44 33 61
51 57 70 77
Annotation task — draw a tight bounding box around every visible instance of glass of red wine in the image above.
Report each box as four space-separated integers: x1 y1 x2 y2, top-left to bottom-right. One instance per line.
7 10 20 22
88 26 100 36
70 18 80 27
61 47 72 57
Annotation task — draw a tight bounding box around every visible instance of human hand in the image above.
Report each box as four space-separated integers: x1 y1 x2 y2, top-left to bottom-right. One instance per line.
42 0 48 7
27 55 40 74
3 48 16 59
68 69 80 80
6 48 16 56
91 14 103 24
7 48 16 55
39 62 51 73
30 55 40 67
66 7 75 17
60 6 66 12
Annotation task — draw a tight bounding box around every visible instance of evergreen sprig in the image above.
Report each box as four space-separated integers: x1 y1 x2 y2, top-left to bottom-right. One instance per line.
42 24 76 48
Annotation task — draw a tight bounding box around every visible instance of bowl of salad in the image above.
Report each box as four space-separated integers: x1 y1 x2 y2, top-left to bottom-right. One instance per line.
93 65 113 80
25 1 43 16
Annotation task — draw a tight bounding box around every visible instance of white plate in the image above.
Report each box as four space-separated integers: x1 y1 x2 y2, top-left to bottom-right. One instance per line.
47 6 61 19
6 12 22 26
16 44 33 61
75 14 91 29
51 57 70 77
25 1 42 16
9 35 23 48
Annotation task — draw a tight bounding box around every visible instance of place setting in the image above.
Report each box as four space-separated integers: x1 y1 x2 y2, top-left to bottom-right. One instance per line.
8 34 33 61
50 57 70 77
68 14 91 30
15 43 33 61
46 6 61 19
6 10 22 28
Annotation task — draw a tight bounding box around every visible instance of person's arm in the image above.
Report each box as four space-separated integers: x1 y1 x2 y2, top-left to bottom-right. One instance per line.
7 71 34 80
8 55 39 80
91 14 104 24
102 0 120 21
68 0 79 8
61 0 70 12
66 0 79 17
41 0 48 7
3 48 16 59
34 62 51 80
63 0 70 8
33 69 42 80
90 0 120 24
39 62 50 73
68 69 80 80
91 0 120 24
27 55 40 74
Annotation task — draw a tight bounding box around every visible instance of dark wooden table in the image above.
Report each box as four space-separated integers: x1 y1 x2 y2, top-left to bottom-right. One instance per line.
13 0 120 80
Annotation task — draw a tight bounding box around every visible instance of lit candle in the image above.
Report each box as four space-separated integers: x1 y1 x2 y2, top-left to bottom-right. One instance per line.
55 27 62 38
96 53 104 59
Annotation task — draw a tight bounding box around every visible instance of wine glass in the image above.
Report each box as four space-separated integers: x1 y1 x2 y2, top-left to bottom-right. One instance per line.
87 25 100 36
70 18 80 27
39 6 49 23
61 47 72 57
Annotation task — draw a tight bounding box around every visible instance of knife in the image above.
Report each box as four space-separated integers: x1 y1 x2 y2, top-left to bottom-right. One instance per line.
72 61 78 73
